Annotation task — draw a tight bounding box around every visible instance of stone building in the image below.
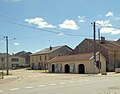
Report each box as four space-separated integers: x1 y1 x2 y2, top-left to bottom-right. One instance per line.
30 45 73 70
48 52 106 74
71 38 120 72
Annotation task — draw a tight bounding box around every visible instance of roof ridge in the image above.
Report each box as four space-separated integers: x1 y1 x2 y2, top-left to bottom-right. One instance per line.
107 41 120 47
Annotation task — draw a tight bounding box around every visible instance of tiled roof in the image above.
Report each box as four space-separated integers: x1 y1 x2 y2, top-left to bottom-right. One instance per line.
31 45 68 55
86 38 120 51
49 53 93 62
115 39 120 45
0 53 11 58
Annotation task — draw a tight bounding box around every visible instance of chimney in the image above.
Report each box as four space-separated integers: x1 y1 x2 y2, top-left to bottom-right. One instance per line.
100 37 105 44
50 45 52 50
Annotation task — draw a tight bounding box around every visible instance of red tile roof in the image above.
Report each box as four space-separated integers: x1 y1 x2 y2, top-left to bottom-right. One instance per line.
49 53 93 63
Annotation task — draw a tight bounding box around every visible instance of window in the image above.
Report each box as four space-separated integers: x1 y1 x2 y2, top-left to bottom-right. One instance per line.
45 55 47 60
11 58 19 62
40 56 42 61
38 62 40 67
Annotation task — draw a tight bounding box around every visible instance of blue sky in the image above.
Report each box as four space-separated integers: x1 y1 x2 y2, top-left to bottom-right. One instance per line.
0 0 120 54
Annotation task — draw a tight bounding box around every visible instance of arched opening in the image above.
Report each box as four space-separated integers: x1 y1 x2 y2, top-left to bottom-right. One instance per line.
65 64 70 73
52 64 55 72
79 64 85 74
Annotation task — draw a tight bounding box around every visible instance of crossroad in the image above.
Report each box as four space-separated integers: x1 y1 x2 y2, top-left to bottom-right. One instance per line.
0 78 90 93
0 69 120 94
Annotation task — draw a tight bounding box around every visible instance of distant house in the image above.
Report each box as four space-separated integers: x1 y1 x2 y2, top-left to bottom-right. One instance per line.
0 53 26 69
15 51 32 67
30 45 73 70
48 52 106 74
71 38 120 72
0 53 10 69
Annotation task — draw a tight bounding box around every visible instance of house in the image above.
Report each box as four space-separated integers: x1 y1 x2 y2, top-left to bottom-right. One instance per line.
71 38 120 72
15 51 32 67
30 45 73 70
0 53 26 69
48 52 106 74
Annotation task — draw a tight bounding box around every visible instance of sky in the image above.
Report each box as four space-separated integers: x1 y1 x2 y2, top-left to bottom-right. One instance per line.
0 0 120 54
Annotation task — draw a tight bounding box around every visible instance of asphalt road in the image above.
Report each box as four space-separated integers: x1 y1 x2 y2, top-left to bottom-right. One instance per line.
0 69 120 94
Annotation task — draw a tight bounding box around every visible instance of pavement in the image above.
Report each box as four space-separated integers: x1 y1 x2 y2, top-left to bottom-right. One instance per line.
0 69 120 94
0 74 18 84
0 69 119 85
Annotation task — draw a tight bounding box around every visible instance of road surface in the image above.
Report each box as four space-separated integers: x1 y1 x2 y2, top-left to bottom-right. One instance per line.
0 69 120 94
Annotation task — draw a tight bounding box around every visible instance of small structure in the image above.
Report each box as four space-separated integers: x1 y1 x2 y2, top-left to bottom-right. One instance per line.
30 45 73 70
48 52 106 74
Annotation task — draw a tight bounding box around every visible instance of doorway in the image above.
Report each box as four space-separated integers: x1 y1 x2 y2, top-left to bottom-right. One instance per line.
65 64 70 73
79 64 85 74
52 64 55 72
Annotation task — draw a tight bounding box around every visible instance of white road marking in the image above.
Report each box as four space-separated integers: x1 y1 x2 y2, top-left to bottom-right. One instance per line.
59 82 65 85
49 83 56 86
84 79 89 81
38 85 46 87
25 86 34 89
77 80 82 82
0 90 3 92
10 88 20 91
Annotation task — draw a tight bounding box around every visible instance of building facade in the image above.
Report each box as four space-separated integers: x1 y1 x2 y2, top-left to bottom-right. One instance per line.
0 54 26 69
30 45 73 70
71 38 120 72
15 51 32 67
48 52 106 74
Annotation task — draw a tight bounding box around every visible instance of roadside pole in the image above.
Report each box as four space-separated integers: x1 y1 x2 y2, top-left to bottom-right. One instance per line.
92 22 96 74
98 28 101 73
6 36 9 75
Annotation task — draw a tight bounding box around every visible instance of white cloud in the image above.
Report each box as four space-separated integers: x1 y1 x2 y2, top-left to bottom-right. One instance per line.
59 19 79 30
25 17 56 29
58 32 65 36
78 16 85 22
105 12 113 17
14 43 19 46
96 20 112 27
100 27 120 35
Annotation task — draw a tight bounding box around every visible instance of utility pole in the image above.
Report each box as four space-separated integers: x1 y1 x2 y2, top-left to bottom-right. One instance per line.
1 58 4 79
93 22 96 73
6 36 9 75
98 28 101 73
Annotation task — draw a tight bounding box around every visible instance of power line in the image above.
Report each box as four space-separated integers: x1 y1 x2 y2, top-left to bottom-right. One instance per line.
0 14 92 38
0 18 92 38
0 18 59 34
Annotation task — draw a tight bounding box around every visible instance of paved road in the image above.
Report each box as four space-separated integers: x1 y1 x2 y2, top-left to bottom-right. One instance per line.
0 69 120 94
